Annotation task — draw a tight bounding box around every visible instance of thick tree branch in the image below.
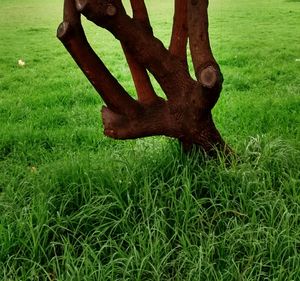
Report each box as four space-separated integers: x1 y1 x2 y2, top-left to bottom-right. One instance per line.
57 0 231 155
57 0 140 115
76 0 192 100
130 0 152 32
121 45 159 104
121 0 158 104
187 0 222 88
101 102 173 140
169 0 188 68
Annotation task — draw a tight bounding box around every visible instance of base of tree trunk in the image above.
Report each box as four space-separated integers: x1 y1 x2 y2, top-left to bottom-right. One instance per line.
57 0 231 156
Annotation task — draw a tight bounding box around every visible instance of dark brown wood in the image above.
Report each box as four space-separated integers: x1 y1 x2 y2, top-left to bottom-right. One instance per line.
169 0 188 68
58 0 140 116
57 0 231 155
121 0 158 104
130 0 152 32
187 0 222 88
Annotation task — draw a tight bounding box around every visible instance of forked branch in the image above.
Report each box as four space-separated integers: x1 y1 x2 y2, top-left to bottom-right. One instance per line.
57 0 231 155
57 0 140 115
75 0 192 99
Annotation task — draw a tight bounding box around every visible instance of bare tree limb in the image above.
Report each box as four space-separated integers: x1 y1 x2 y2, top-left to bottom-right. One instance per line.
57 0 231 155
169 0 188 67
101 101 173 140
187 0 222 88
57 0 140 115
121 46 159 104
75 0 192 100
130 0 152 32
121 0 158 104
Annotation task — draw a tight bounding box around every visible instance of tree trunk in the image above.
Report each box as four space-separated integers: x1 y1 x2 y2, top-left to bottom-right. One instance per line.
57 0 231 155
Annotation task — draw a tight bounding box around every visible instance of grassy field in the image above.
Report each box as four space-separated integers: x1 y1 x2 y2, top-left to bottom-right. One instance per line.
0 0 300 280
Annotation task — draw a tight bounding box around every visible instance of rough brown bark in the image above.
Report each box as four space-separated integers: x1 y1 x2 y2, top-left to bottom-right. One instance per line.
121 0 157 104
57 0 231 155
169 0 188 68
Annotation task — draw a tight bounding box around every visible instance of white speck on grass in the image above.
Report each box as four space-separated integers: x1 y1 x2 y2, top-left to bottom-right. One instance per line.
18 59 25 66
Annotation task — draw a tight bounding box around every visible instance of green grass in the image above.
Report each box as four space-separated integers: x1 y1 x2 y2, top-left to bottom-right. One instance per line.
0 0 300 280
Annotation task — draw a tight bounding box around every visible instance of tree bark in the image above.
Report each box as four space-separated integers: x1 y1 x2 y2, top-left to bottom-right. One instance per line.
57 0 231 155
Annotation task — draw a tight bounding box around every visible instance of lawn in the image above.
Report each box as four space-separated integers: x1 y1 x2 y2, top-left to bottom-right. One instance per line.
0 0 300 280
